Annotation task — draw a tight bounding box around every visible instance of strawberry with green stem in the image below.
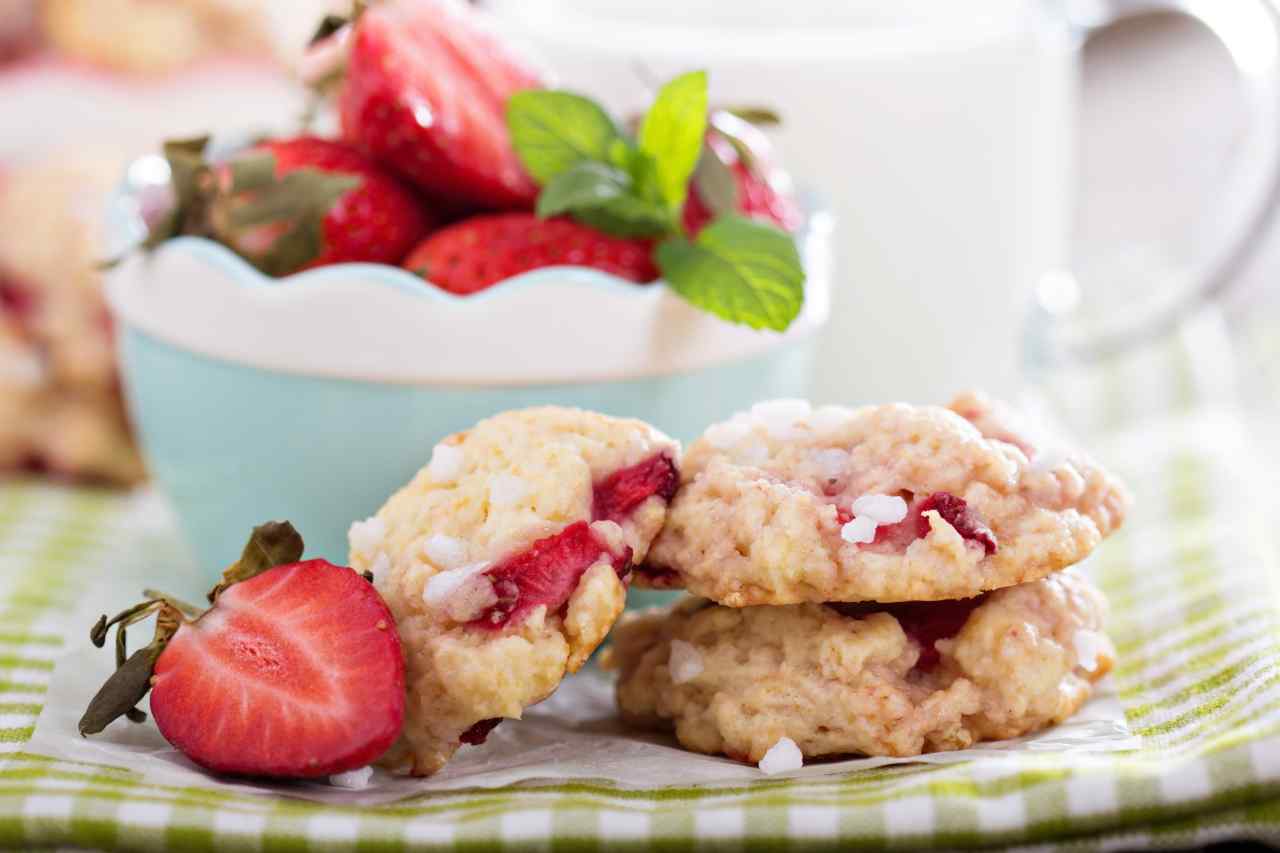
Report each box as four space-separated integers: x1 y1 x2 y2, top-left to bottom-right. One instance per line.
80 522 405 779
145 135 434 277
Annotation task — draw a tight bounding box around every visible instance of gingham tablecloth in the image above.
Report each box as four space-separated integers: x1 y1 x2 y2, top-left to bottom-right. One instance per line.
2 349 1280 850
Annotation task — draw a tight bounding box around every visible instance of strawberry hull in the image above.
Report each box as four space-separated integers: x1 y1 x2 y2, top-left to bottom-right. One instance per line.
257 137 436 270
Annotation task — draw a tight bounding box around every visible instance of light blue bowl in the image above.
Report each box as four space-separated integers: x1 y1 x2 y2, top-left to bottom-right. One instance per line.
106 164 829 598
118 325 815 588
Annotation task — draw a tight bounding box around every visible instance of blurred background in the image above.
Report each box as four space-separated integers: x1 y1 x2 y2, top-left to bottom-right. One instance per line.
1 0 1277 496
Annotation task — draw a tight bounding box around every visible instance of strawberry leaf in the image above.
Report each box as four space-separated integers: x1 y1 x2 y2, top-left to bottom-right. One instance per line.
144 136 213 250
508 90 624 185
309 13 350 46
217 165 360 278
79 600 183 735
208 521 305 603
536 162 671 237
638 70 708 211
656 215 804 331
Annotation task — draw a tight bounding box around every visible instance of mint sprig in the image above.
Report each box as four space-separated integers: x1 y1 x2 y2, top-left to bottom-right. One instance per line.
536 162 670 238
506 71 805 332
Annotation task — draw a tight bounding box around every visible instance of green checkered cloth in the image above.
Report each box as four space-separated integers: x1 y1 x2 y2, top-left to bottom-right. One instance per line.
2 348 1279 850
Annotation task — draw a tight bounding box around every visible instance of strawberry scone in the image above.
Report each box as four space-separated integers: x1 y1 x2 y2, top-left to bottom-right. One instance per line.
605 567 1113 764
348 407 680 776
640 392 1130 605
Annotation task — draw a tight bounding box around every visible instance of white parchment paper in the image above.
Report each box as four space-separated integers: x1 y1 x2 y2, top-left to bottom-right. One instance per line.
27 491 1138 805
29 640 1138 806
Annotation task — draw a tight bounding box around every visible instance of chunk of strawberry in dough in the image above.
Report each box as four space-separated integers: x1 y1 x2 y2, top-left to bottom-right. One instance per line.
473 521 631 630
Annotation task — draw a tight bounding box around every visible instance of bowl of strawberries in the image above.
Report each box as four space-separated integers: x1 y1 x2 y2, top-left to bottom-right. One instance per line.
104 0 830 579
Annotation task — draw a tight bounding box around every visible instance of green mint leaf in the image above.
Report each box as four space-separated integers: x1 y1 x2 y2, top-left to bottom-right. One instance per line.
536 161 631 218
606 137 636 171
639 70 708 211
571 202 672 239
656 215 804 331
507 90 623 185
537 161 673 238
625 148 667 207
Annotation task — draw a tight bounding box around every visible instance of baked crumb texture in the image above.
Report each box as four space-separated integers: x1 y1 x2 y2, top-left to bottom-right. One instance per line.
349 406 679 775
605 568 1114 762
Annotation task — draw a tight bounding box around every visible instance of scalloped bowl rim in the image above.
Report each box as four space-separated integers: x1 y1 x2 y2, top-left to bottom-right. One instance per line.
105 158 832 386
157 233 693 304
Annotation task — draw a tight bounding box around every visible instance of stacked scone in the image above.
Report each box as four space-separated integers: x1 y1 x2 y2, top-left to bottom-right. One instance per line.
349 396 1129 777
604 392 1130 771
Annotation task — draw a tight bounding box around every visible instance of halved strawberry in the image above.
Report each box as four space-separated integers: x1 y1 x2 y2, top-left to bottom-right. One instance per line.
81 523 405 779
152 560 404 777
338 1 544 209
405 213 659 295
683 111 802 236
471 521 631 630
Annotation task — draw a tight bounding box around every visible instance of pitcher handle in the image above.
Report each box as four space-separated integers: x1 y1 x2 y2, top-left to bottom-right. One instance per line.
1042 0 1280 360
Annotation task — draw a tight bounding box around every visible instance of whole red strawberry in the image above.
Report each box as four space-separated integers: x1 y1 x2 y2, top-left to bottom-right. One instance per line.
255 137 436 270
405 213 659 295
683 111 802 236
80 523 405 779
338 0 544 210
145 136 435 277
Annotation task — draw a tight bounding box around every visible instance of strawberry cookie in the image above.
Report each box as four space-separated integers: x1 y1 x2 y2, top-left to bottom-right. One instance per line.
605 568 1113 765
640 392 1130 606
348 406 679 775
